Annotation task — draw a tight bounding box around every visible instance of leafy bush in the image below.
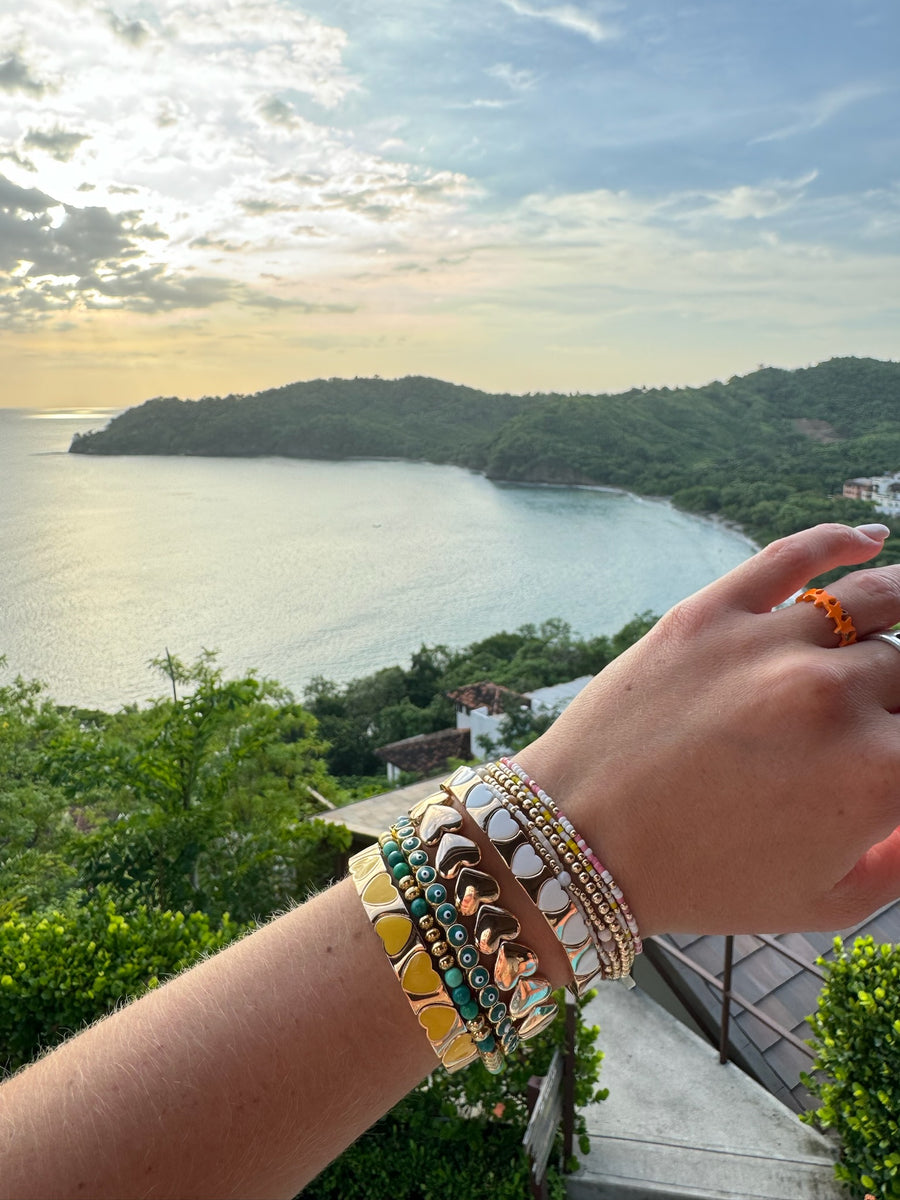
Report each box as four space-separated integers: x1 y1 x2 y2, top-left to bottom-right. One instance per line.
303 992 605 1200
801 937 900 1198
0 894 246 1074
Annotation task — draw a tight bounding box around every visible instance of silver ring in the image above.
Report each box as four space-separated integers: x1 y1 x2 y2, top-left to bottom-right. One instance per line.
866 631 900 654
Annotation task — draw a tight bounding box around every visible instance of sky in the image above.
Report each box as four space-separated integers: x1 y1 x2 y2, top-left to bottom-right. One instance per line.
0 0 898 408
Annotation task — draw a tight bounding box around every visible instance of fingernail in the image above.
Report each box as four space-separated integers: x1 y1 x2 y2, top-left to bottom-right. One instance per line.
856 523 891 541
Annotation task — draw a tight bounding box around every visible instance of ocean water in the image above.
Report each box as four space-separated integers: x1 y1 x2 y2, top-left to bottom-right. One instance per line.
0 408 755 711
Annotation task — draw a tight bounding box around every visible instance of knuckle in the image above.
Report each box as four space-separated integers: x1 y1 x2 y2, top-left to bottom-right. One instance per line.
659 592 720 642
764 651 849 719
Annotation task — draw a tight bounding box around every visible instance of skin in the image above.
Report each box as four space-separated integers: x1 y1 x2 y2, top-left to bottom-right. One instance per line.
2 522 900 1199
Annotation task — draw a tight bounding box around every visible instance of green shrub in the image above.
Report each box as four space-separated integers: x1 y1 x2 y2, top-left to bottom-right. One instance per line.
0 893 246 1074
303 992 605 1200
801 937 900 1198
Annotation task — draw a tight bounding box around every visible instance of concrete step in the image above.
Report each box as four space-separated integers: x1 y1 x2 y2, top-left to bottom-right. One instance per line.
566 983 844 1200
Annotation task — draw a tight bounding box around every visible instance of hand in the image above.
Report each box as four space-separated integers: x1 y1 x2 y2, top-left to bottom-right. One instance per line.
517 523 900 936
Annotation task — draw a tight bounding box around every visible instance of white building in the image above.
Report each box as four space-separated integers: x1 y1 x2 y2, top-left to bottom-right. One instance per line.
843 473 900 516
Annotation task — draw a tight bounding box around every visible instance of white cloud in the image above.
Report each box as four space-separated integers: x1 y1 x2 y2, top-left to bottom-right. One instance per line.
486 62 538 91
751 82 889 144
498 0 618 43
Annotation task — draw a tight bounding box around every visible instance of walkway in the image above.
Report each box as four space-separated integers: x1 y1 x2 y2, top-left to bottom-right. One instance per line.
569 983 843 1200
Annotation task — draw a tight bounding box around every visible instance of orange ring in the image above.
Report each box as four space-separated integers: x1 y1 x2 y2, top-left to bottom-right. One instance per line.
795 588 857 646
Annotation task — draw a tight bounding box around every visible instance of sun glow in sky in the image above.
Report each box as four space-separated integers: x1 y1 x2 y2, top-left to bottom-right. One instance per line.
1 0 898 407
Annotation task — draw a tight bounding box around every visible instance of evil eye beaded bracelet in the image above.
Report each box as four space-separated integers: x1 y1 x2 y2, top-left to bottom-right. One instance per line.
349 842 479 1073
390 798 560 1053
381 819 506 1073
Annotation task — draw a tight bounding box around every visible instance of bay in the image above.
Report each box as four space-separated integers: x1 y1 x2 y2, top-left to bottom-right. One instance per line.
0 407 755 711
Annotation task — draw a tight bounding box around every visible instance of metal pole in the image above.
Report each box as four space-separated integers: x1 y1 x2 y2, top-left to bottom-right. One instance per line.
563 998 576 1164
719 934 734 1064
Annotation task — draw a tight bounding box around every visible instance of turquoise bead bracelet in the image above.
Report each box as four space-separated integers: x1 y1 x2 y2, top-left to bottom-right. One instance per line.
385 820 506 1073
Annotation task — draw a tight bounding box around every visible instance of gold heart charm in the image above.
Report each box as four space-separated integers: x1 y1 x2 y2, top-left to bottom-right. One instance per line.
418 1003 459 1044
400 951 442 997
419 804 463 845
408 791 452 822
455 868 500 917
349 845 381 881
443 1032 479 1073
494 941 538 990
509 975 552 1017
362 872 399 907
517 1001 559 1041
434 832 481 878
475 904 520 956
374 913 415 957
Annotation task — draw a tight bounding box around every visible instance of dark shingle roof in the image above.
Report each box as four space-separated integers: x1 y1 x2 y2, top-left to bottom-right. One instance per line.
445 682 530 715
646 900 900 1113
374 727 471 776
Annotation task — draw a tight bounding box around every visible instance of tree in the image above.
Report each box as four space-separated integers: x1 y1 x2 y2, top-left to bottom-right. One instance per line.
49 653 349 923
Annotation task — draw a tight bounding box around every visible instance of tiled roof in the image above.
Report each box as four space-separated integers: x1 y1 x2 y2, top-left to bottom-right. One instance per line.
374 727 471 775
445 681 530 715
646 899 900 1113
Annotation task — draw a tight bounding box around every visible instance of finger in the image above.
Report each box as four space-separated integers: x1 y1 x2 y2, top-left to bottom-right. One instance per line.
828 825 900 927
781 566 900 647
851 639 900 712
711 523 890 614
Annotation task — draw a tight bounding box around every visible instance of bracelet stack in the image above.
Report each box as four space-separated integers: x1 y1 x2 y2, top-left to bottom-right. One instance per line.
350 760 640 1075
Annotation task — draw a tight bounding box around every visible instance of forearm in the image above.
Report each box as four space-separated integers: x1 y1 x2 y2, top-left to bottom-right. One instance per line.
0 879 434 1200
0 852 575 1200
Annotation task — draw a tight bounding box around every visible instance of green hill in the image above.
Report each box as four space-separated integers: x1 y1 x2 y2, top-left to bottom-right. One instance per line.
69 357 900 557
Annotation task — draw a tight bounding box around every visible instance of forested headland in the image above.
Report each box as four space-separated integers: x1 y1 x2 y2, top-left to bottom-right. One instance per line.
70 356 900 557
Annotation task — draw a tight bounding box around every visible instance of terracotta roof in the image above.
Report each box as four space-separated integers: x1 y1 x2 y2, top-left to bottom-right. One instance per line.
445 681 530 715
374 727 471 775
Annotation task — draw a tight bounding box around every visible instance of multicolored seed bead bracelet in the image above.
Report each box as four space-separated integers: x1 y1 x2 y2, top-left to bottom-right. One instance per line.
407 785 559 1045
450 765 607 993
381 818 506 1073
501 758 642 954
480 763 630 981
349 841 479 1072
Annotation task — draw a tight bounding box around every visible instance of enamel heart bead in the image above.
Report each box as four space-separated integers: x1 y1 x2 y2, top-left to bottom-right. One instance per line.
556 907 590 948
486 807 521 845
461 780 501 828
510 842 544 880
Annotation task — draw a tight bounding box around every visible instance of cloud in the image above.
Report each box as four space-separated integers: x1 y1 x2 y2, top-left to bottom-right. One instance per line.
239 198 303 216
107 12 153 46
665 172 820 224
0 148 37 173
498 0 617 43
23 126 90 162
257 96 302 129
752 83 888 144
0 52 49 96
486 63 538 91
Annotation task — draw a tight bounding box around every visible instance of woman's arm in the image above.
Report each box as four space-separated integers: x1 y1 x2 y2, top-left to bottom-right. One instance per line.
2 522 900 1200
